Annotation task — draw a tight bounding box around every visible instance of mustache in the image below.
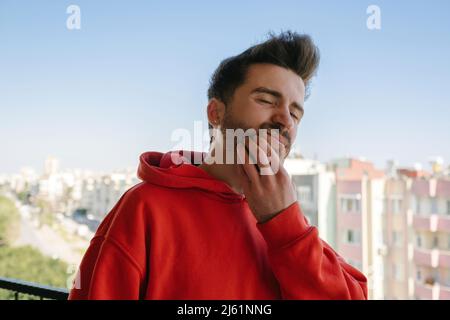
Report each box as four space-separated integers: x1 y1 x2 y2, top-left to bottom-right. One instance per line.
258 123 292 147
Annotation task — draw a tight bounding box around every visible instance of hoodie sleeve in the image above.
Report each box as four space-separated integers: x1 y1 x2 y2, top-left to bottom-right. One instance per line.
68 236 145 300
256 202 368 300
68 185 149 300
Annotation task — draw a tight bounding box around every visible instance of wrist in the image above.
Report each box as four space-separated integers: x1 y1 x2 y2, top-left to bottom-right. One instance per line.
256 202 312 250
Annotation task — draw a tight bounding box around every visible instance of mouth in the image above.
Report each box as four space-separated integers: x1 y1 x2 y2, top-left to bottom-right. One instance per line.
266 132 290 150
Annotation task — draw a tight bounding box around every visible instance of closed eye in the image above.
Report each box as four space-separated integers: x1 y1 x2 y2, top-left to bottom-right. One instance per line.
257 99 273 105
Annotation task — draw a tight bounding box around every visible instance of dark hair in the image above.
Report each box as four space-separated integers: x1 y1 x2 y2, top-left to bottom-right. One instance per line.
207 31 320 108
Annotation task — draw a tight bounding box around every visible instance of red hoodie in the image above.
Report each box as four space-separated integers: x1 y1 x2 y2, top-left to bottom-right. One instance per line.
68 150 368 300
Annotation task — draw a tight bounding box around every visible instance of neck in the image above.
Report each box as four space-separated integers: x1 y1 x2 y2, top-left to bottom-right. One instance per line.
198 146 244 195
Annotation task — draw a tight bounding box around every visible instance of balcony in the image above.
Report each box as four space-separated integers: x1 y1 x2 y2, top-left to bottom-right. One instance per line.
338 213 362 229
438 216 450 232
414 247 450 268
439 250 450 268
413 215 434 231
0 276 69 300
414 248 438 267
413 215 450 232
414 281 434 299
415 281 450 300
440 284 450 300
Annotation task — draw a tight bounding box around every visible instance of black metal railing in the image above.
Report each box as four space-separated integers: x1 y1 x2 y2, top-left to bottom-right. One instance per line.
0 276 69 300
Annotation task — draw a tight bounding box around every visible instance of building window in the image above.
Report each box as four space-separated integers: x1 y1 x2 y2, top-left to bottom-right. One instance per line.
346 230 354 243
431 198 438 215
447 200 450 216
416 269 422 281
344 229 361 244
347 199 353 211
393 231 403 247
416 235 422 248
433 235 439 249
392 264 403 281
340 196 361 213
432 270 440 284
446 271 450 287
392 199 402 214
297 186 312 203
341 198 352 212
416 197 421 214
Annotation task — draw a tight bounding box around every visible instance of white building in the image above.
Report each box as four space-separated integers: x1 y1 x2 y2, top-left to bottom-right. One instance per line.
284 156 337 248
78 169 139 221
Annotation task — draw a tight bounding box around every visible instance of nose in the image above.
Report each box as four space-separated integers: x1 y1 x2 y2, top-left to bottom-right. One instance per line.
271 103 295 133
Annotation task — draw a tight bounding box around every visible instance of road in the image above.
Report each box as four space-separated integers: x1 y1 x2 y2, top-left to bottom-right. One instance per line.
13 204 90 267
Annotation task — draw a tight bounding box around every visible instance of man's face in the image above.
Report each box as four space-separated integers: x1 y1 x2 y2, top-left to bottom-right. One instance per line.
221 63 306 159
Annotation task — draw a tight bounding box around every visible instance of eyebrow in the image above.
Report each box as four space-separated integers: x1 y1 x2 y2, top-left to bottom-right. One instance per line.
250 86 304 115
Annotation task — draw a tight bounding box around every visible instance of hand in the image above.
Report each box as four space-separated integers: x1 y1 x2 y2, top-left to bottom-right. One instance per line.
236 134 297 223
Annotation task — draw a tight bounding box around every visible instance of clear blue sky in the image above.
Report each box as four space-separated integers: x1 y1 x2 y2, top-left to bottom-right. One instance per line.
1 0 449 174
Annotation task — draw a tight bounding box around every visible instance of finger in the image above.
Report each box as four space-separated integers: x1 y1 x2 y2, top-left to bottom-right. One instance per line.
265 130 283 162
246 135 258 162
249 135 275 176
259 134 281 175
254 135 271 168
247 135 270 169
237 142 259 183
243 135 261 175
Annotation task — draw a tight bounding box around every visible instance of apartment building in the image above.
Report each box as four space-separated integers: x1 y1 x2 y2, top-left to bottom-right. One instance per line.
284 156 336 248
410 176 450 299
331 158 385 300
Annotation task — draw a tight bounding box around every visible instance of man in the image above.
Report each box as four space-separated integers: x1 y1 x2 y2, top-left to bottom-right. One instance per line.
69 31 367 300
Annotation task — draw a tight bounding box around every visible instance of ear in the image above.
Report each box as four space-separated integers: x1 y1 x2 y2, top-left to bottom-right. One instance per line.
206 98 226 128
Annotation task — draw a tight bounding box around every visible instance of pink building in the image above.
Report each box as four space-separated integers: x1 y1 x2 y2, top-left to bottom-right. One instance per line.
411 177 450 299
383 174 411 299
332 158 385 299
383 166 450 300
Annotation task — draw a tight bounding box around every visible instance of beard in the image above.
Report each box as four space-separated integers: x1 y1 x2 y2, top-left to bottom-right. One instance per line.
220 109 292 160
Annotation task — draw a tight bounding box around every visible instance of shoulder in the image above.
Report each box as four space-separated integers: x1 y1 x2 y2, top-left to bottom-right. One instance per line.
90 182 151 240
122 180 182 201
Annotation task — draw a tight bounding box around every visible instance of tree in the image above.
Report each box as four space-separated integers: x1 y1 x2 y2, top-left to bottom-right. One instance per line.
0 196 68 300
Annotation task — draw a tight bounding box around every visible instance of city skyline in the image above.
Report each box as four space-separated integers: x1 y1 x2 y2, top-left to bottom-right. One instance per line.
0 153 448 177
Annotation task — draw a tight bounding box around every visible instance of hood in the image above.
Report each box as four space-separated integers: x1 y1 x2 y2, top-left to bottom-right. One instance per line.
137 150 245 201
